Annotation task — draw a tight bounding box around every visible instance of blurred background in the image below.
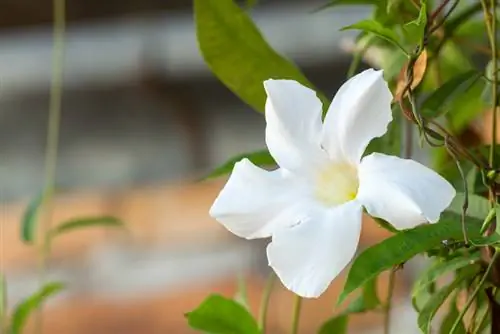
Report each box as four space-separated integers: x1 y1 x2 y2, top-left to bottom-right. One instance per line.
1 0 430 333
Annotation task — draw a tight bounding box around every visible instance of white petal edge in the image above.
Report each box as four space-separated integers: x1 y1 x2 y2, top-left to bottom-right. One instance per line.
264 79 328 174
357 153 456 230
321 69 393 164
209 158 307 239
267 200 362 298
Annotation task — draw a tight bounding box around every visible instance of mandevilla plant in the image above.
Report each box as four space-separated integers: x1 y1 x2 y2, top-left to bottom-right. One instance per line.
188 0 500 333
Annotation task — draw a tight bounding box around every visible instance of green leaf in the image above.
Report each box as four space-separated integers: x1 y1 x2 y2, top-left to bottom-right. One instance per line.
496 205 500 237
186 294 260 334
341 20 407 55
345 276 381 313
448 76 487 132
447 192 490 220
48 216 124 240
403 0 428 45
10 282 65 334
420 70 482 118
194 0 327 113
412 252 481 299
320 277 379 333
440 297 466 334
205 150 275 180
364 105 401 157
318 314 348 334
21 193 43 244
466 166 478 194
337 211 483 305
417 266 479 333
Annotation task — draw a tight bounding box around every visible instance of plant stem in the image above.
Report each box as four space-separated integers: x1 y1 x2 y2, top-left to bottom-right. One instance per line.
450 251 500 334
383 269 396 334
0 273 6 333
290 295 302 334
35 0 65 332
258 273 276 333
490 0 498 175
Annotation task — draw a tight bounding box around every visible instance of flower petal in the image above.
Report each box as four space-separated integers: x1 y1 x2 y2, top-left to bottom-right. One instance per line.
267 200 362 298
209 158 307 239
264 79 328 173
357 153 456 230
322 69 393 164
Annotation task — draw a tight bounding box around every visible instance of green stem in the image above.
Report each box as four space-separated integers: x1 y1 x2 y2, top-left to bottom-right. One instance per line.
383 269 396 334
290 295 302 334
35 0 65 332
450 251 500 334
258 273 276 333
0 273 6 332
490 0 498 192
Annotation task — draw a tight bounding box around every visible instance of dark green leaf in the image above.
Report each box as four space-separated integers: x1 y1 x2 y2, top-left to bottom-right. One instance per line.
318 314 348 334
338 211 483 305
21 193 43 244
341 20 407 55
205 150 276 180
48 216 124 240
364 105 401 157
10 282 65 334
440 297 466 334
346 276 381 313
421 70 482 118
412 252 481 298
194 0 328 113
417 266 479 333
186 294 260 334
448 77 487 132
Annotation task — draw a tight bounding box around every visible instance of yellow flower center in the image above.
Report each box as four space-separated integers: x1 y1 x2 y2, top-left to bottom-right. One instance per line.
315 163 359 206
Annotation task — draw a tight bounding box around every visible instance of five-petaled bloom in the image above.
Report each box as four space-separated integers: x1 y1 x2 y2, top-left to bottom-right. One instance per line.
209 69 456 298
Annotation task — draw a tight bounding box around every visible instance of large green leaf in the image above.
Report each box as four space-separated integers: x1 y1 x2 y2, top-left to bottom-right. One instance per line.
186 294 260 334
417 266 479 333
205 150 275 180
318 315 348 334
412 252 481 299
10 282 65 334
420 70 483 118
447 192 490 220
48 216 125 240
338 211 483 305
21 194 43 244
194 0 327 113
439 296 466 334
341 20 408 55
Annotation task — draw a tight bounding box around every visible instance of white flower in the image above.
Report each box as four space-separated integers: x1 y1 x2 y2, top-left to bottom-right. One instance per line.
209 69 456 298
